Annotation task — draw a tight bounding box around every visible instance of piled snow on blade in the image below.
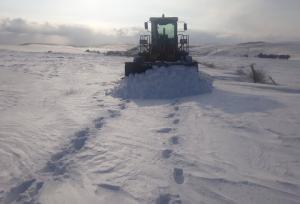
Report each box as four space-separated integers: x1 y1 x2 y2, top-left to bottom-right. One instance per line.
111 66 213 99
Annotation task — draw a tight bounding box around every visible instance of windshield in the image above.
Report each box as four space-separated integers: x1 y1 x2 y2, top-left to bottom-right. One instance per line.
157 23 175 39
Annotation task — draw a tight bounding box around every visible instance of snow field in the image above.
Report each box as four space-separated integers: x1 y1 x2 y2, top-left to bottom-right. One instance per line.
0 43 300 203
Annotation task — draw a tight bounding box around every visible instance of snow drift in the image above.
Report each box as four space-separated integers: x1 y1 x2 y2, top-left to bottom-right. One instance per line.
111 66 213 99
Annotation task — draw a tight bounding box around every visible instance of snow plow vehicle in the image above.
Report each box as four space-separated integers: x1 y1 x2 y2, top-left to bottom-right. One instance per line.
125 15 198 76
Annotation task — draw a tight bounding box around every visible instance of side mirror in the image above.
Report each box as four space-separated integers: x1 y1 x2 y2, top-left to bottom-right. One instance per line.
144 22 148 30
184 23 187 31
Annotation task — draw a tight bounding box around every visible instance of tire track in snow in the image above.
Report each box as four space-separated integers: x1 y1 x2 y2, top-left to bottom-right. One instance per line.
2 100 129 204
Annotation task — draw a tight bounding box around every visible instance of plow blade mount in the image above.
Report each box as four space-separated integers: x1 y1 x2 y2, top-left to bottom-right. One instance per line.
125 61 199 76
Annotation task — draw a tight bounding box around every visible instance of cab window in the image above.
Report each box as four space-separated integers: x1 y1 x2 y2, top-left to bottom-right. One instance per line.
157 23 175 39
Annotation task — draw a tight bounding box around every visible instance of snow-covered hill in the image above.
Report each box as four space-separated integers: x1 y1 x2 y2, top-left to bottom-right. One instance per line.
192 41 300 60
0 42 300 204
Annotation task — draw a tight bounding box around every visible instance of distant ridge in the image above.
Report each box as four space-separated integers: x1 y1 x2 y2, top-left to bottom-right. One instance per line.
19 43 69 46
18 42 137 49
238 41 266 46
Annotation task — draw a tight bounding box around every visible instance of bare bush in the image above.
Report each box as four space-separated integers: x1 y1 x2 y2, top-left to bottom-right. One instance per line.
236 64 277 85
249 64 267 83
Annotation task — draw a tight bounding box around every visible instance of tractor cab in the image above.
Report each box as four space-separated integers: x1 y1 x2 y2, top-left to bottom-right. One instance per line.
125 15 197 76
140 15 189 61
148 17 178 61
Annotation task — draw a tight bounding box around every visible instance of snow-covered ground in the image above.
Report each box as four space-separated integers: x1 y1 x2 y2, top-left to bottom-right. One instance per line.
0 43 300 204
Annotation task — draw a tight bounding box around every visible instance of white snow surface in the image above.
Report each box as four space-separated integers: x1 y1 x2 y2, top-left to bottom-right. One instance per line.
0 42 300 204
111 66 212 99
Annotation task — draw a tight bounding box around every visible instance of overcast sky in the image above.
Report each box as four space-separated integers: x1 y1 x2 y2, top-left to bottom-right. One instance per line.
0 0 300 45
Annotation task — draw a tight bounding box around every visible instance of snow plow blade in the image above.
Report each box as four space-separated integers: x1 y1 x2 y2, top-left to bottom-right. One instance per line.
125 62 152 76
125 61 198 76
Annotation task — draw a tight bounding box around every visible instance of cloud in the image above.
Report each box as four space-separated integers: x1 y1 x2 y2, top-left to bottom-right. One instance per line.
0 18 143 46
216 0 300 41
1 13 299 47
0 17 242 46
1 1 300 44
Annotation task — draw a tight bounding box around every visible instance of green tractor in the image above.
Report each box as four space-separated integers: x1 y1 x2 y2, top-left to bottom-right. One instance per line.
125 15 198 76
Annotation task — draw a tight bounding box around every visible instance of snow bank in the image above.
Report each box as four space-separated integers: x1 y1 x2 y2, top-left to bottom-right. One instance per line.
111 66 213 99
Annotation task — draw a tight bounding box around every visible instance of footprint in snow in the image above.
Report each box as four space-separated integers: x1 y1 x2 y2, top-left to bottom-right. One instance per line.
162 149 173 159
173 168 184 184
4 179 44 204
43 128 90 176
170 136 179 145
173 119 180 125
118 103 126 110
94 117 105 129
165 113 175 118
157 128 173 133
44 159 67 176
122 99 130 103
108 110 121 118
71 128 90 151
156 193 181 204
98 183 121 191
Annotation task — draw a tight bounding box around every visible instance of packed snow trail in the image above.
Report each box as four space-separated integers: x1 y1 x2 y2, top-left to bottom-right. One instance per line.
0 44 300 204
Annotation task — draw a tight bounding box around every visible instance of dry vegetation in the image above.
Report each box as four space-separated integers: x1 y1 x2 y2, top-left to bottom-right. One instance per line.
237 64 277 85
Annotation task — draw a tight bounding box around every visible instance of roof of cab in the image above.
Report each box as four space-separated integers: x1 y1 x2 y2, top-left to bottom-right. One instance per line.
149 17 178 23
